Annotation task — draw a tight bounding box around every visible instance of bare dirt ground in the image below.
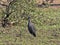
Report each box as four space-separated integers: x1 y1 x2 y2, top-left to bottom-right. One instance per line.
50 0 60 8
37 0 60 9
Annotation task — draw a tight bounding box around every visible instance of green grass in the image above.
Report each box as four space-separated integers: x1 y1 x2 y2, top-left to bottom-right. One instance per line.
0 7 60 45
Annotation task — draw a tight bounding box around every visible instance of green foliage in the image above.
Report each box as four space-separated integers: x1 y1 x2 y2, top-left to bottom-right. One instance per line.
0 0 60 45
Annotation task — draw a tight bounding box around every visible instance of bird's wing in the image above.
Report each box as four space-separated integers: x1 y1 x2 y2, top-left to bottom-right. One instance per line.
30 23 36 32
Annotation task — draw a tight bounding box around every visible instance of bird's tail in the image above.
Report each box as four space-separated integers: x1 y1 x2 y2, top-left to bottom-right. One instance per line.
33 33 36 37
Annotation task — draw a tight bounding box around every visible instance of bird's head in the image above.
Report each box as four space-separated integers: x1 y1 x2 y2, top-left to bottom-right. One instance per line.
28 16 30 20
28 16 31 23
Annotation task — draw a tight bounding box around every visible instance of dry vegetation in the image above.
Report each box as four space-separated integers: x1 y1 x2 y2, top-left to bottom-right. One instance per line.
0 0 60 45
